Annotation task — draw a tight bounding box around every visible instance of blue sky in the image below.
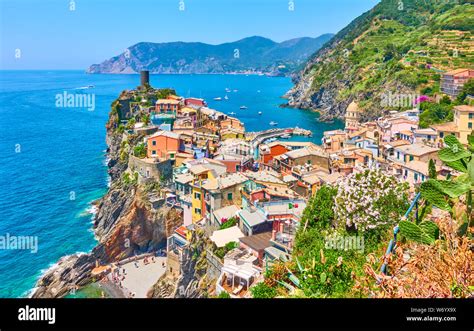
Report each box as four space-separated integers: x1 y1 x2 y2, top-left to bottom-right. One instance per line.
0 0 379 70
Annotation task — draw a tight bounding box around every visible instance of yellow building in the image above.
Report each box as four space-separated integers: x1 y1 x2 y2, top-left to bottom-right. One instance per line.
432 105 474 145
345 101 361 129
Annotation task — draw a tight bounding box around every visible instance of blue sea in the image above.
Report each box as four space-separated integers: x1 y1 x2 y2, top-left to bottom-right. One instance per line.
0 71 343 298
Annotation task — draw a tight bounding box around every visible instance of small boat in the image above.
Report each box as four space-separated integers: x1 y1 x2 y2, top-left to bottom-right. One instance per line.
281 134 291 139
240 105 247 110
233 89 238 92
228 112 236 116
224 95 229 100
269 121 278 126
214 97 222 101
225 88 231 93
258 111 262 115
257 90 261 93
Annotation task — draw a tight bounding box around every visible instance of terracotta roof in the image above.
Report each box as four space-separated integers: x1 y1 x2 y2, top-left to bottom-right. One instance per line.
394 143 439 156
444 68 471 76
454 105 474 113
431 122 458 133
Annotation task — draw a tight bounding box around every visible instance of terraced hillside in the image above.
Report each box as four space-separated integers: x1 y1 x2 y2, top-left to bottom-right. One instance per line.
286 0 474 121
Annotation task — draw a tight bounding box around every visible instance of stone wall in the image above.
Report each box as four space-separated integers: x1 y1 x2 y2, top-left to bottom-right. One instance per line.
128 155 173 182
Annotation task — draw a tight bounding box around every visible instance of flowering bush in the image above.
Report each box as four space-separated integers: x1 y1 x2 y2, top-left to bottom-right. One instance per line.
333 170 409 232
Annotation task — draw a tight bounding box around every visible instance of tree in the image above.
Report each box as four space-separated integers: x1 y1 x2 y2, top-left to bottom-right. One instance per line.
428 159 437 179
302 185 336 229
126 118 136 130
456 78 474 104
250 282 276 298
219 217 238 230
217 291 231 299
333 170 409 232
133 143 146 158
141 114 151 125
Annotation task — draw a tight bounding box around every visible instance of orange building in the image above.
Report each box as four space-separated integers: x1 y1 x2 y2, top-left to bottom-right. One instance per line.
259 142 289 165
155 99 180 114
220 117 245 132
147 131 181 159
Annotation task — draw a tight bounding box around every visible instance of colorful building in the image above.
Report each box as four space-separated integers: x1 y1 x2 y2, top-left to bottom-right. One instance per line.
441 68 474 98
146 131 181 159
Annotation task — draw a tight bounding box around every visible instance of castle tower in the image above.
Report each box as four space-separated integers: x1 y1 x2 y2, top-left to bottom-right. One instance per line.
140 70 150 87
345 101 361 129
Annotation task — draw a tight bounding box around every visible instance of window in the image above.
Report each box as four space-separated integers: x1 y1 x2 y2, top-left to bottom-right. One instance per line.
152 150 156 155
194 192 201 199
397 152 400 159
170 153 175 159
440 132 444 138
227 193 233 200
469 113 473 119
152 141 156 146
414 173 418 181
469 122 473 129
194 208 201 214
409 155 414 161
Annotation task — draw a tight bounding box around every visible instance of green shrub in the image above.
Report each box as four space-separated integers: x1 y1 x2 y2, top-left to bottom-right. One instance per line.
251 282 276 298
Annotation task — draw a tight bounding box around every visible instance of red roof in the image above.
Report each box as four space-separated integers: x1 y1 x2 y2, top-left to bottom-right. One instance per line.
175 225 187 239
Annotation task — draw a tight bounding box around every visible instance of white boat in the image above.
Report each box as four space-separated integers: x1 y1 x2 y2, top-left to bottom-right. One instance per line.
224 95 229 100
240 105 247 110
257 90 261 93
233 89 238 92
214 97 222 101
269 121 278 126
225 88 231 93
228 112 236 116
258 111 262 115
281 134 291 139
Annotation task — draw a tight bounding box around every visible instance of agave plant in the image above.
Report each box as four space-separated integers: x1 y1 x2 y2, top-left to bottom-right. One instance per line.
419 134 474 233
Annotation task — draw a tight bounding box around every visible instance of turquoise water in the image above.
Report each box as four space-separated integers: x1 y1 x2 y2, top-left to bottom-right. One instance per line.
0 71 343 298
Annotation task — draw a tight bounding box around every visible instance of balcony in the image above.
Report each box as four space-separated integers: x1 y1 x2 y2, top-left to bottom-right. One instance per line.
271 230 296 252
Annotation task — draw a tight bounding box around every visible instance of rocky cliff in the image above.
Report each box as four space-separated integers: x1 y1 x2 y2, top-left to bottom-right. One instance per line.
147 229 211 298
285 0 473 121
31 92 182 298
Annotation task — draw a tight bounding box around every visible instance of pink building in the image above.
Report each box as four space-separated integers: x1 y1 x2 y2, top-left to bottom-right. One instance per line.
378 117 418 142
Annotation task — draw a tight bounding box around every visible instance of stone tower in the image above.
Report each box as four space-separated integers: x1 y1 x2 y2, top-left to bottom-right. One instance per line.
345 101 361 129
140 70 150 87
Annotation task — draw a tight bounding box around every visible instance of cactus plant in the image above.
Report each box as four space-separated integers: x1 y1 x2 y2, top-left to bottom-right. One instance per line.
420 134 474 231
399 220 439 245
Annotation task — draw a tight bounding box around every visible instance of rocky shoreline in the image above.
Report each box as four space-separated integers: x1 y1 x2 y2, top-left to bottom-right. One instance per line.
31 93 182 298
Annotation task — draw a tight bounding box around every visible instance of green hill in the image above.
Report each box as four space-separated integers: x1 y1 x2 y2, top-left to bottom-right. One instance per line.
87 34 333 75
286 0 474 121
